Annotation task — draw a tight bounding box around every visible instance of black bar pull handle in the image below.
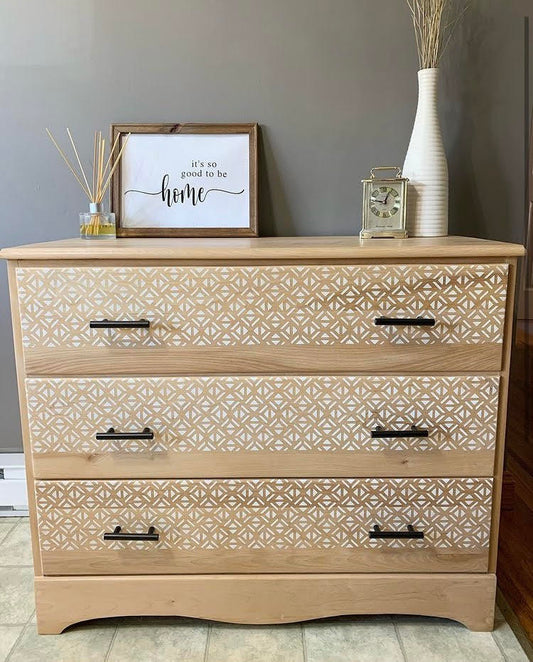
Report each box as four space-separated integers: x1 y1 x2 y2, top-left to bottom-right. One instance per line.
371 425 429 439
369 524 424 540
374 316 435 327
95 427 154 441
90 318 150 329
104 526 159 541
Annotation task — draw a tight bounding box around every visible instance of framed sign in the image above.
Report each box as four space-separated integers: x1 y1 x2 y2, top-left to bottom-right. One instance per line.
110 123 258 237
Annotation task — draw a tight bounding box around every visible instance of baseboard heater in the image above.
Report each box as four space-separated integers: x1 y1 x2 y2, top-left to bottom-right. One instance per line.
0 454 28 516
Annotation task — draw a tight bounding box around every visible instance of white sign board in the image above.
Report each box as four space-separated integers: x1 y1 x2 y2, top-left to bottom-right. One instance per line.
112 125 257 236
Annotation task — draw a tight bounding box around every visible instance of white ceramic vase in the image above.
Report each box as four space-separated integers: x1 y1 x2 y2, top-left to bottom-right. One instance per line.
403 68 449 237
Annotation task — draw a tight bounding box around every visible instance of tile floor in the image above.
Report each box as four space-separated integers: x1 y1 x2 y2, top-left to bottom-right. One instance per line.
0 517 530 662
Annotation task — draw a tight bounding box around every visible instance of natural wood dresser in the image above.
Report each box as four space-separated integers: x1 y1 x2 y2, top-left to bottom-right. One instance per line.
1 236 525 634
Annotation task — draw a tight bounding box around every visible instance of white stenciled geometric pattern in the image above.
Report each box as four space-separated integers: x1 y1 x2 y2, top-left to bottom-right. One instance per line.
26 375 499 454
35 478 493 552
16 264 508 348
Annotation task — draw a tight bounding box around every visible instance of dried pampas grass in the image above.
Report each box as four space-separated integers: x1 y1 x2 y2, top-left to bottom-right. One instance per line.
406 0 469 69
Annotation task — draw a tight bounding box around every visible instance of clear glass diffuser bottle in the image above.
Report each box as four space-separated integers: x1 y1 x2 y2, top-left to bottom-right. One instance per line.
80 202 116 239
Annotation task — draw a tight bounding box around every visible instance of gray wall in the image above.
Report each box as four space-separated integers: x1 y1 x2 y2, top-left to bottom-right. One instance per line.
0 0 531 451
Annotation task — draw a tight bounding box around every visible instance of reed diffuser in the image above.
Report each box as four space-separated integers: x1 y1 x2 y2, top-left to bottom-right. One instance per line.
46 129 130 239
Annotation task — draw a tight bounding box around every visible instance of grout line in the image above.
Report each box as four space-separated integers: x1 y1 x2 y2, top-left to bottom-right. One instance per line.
0 520 20 546
491 630 514 662
496 589 533 661
4 616 33 662
103 624 119 662
301 623 307 662
203 622 212 662
393 619 409 662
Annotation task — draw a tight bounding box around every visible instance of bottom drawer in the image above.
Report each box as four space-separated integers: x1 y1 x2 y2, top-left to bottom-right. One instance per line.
35 477 493 575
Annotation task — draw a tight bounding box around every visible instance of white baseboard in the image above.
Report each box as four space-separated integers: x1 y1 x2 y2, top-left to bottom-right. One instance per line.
0 453 28 516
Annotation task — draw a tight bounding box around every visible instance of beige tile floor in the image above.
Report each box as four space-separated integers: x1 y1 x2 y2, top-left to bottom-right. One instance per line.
0 517 531 662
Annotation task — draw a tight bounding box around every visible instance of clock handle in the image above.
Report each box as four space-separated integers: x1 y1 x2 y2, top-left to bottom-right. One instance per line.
370 166 404 179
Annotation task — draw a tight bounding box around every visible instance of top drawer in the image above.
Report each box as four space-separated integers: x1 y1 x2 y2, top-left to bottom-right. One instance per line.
16 263 508 374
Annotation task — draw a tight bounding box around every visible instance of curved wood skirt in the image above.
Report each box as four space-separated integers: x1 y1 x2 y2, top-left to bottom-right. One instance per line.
35 573 496 634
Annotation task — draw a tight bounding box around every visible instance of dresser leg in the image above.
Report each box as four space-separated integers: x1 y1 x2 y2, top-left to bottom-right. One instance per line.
34 573 496 634
35 613 74 635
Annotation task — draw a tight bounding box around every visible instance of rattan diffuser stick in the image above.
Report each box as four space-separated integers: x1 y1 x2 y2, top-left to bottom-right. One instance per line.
46 129 130 204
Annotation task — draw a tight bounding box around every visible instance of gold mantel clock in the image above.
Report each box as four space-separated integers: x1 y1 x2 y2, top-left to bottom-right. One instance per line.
360 167 408 239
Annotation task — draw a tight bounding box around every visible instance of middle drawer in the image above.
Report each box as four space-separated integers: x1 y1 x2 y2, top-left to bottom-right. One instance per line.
26 375 499 479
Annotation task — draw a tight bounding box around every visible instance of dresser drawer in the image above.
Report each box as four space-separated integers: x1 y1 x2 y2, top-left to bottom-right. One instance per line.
27 375 499 479
35 477 492 575
17 264 508 374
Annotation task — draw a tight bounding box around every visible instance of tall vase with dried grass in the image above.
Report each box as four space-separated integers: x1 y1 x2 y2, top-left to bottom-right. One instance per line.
403 0 468 237
46 129 130 239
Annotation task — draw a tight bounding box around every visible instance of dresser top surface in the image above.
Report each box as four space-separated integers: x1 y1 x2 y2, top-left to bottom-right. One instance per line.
0 235 525 260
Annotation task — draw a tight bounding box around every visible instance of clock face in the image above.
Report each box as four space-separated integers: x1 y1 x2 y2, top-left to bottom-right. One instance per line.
360 174 407 238
370 186 401 219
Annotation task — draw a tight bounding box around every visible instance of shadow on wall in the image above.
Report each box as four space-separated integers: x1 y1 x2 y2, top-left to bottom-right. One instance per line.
443 1 516 241
257 126 296 237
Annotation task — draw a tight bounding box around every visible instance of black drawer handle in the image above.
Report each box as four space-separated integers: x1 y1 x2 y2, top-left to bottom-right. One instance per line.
371 425 429 439
104 526 159 541
369 525 424 540
95 427 154 441
89 318 150 329
374 316 435 327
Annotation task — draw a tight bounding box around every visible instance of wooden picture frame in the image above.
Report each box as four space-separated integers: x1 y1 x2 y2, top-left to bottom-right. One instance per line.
110 123 258 237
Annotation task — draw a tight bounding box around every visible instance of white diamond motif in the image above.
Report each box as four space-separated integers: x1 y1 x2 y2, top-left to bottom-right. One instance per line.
25 375 499 454
35 478 493 552
16 264 508 348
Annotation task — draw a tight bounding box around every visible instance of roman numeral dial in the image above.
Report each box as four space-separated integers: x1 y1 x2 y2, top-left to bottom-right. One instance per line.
370 186 401 218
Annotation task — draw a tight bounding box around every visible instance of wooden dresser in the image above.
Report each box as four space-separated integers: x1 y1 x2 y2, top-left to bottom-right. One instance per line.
1 236 524 634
